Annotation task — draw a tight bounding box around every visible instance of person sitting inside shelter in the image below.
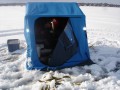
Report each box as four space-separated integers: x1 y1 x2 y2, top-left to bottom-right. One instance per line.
35 17 68 65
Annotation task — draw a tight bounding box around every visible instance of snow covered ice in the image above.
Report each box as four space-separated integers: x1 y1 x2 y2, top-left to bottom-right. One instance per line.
0 6 120 90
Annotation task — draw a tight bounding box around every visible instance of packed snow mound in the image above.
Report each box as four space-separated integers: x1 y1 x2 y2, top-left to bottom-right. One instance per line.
0 6 120 90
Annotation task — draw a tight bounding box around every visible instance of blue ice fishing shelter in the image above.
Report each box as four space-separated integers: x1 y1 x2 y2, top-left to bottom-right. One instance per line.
24 2 91 70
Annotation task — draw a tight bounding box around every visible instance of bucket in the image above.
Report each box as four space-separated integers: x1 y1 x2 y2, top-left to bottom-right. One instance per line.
7 39 20 52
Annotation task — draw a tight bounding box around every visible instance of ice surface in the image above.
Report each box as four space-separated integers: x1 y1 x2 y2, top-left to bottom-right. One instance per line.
0 6 120 90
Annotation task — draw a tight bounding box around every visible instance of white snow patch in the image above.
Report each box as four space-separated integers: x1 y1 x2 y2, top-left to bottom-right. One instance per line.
27 57 33 68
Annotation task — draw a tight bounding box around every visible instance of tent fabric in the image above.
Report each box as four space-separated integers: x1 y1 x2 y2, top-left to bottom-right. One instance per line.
26 2 84 16
48 22 78 67
24 2 91 70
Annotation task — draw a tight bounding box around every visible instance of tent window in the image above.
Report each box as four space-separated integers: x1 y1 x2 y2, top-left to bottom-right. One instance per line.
34 17 78 66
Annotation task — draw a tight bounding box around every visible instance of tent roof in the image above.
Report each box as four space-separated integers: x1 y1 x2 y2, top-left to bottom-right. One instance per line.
26 2 84 16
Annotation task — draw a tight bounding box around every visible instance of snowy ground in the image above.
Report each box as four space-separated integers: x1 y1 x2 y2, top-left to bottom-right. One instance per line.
0 6 120 90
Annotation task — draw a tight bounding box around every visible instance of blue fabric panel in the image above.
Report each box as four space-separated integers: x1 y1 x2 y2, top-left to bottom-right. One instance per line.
26 2 83 16
69 17 90 60
64 22 76 44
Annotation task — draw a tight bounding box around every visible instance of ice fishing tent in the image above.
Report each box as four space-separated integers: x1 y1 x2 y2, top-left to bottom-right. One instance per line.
24 2 91 70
